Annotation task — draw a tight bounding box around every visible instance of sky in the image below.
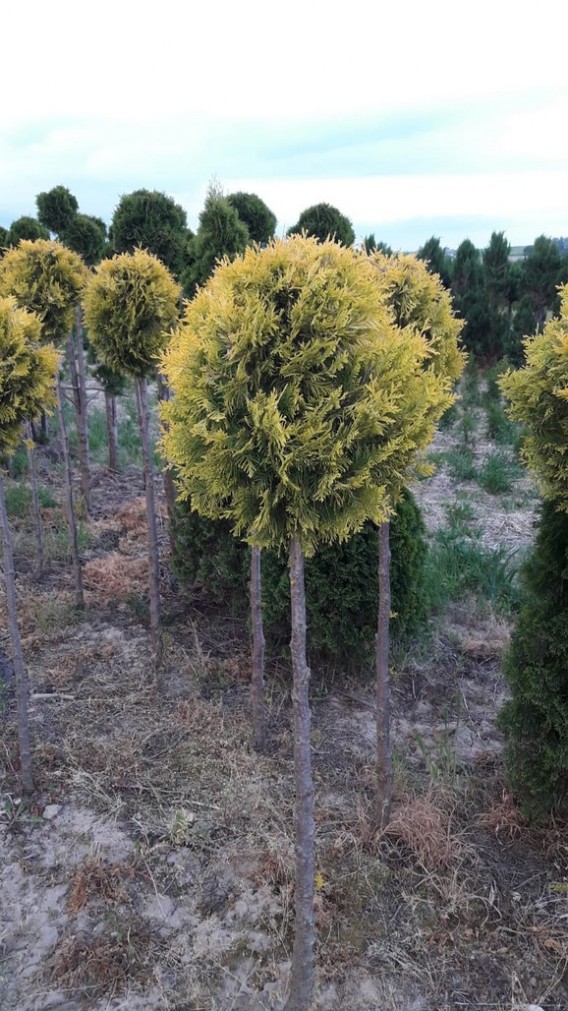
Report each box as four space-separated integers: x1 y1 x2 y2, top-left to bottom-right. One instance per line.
1 0 567 252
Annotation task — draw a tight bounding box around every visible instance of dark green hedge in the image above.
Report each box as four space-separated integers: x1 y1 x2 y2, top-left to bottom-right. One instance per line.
172 488 428 667
499 500 568 820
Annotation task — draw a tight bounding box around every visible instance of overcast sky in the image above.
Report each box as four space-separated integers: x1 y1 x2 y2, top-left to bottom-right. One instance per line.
2 0 567 251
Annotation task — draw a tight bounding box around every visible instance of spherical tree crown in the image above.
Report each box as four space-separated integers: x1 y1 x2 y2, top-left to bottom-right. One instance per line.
500 283 568 506
0 296 59 454
369 251 465 384
83 249 180 378
161 236 454 554
0 240 88 345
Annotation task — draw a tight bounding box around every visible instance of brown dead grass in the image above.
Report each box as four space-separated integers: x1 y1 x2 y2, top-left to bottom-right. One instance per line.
49 922 156 999
83 552 148 603
378 789 464 870
67 857 136 914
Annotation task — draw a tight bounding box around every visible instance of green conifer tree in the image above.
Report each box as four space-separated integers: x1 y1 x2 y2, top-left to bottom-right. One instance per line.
0 296 58 793
161 235 457 1011
83 250 180 657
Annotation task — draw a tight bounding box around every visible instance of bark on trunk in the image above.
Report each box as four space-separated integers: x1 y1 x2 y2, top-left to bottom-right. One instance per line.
56 375 84 609
26 423 44 577
285 536 315 1011
376 519 393 828
135 377 161 660
75 308 91 511
66 317 91 513
105 390 119 472
156 373 177 555
0 469 34 794
250 545 266 752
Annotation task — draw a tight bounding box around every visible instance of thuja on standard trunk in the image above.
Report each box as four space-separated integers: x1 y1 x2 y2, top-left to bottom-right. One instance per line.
0 295 59 794
83 249 180 661
67 306 91 512
162 236 458 1009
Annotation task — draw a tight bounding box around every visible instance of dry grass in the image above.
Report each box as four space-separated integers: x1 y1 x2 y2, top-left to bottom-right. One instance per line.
49 921 157 999
67 856 136 914
377 788 464 870
83 552 148 603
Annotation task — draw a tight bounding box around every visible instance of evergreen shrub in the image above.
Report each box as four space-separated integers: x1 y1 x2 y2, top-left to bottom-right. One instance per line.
172 488 428 666
499 500 568 820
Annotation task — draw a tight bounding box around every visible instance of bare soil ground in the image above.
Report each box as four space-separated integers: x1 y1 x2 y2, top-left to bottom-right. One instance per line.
1 401 566 1011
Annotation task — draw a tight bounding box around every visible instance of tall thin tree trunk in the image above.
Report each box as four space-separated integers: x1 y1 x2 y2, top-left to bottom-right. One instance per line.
285 536 315 1011
376 519 393 828
26 423 44 577
0 468 34 794
250 545 266 752
135 377 161 660
75 308 91 511
105 390 119 472
156 373 177 555
67 311 91 513
56 375 84 609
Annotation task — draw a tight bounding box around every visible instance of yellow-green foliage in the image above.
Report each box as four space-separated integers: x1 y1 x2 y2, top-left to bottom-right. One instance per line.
0 296 59 454
161 236 457 554
83 249 180 378
369 251 465 383
0 240 88 346
500 283 568 506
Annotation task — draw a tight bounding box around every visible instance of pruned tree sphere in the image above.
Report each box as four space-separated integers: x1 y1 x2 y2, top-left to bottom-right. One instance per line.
83 249 180 378
500 283 568 505
0 240 88 345
0 296 59 452
369 251 465 384
161 235 453 554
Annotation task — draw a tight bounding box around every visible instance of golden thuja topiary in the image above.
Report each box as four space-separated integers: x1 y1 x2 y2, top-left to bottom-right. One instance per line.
161 234 461 1011
0 239 90 606
0 295 59 795
0 297 58 452
84 249 180 656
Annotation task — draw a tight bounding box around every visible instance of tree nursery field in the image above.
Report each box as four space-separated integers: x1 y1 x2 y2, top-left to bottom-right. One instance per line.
1 366 566 1011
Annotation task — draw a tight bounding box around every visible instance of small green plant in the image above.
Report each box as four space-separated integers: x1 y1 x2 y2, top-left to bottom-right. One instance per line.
457 409 478 447
4 483 32 518
29 597 83 634
486 401 518 445
44 515 91 562
479 450 522 494
425 527 520 615
460 362 481 408
443 447 477 481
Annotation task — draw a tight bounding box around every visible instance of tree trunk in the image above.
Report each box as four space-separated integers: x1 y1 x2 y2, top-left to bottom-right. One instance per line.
376 519 393 828
56 375 84 609
156 373 177 555
105 390 119 472
0 468 34 794
75 308 91 511
26 423 44 577
250 545 266 752
285 536 315 1011
135 377 161 660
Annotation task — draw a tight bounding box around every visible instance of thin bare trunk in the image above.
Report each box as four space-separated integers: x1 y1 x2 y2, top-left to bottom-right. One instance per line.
156 373 177 555
56 375 84 609
376 519 392 828
250 545 266 752
135 377 161 660
0 469 34 794
285 536 315 1011
75 309 91 511
105 390 119 471
26 423 44 576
